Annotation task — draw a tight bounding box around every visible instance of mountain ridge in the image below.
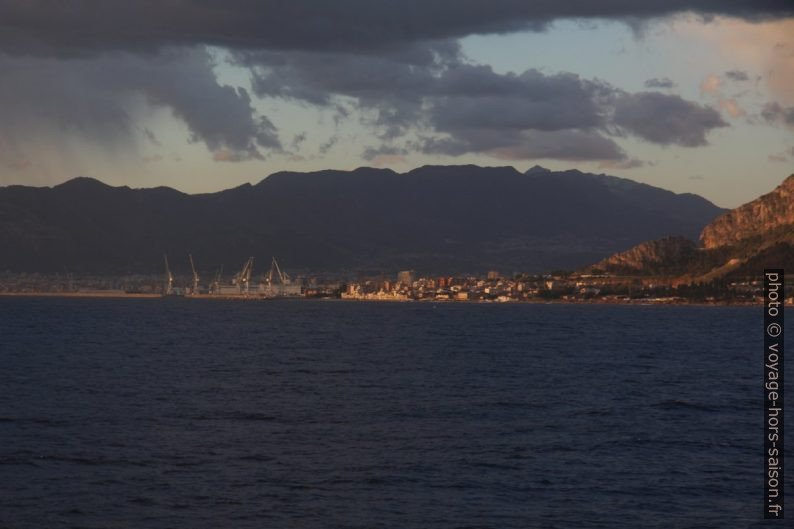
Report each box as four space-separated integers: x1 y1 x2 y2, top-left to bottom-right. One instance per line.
0 165 725 274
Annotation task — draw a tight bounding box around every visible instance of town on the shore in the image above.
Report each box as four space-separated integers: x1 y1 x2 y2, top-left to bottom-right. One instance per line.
1 268 791 305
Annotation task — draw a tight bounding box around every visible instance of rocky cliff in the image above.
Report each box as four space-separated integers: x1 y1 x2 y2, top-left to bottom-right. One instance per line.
589 173 794 279
700 174 794 249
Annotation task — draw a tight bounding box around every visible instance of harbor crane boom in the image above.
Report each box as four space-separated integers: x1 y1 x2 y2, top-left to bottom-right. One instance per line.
233 257 254 293
188 254 199 294
163 254 174 295
268 256 288 285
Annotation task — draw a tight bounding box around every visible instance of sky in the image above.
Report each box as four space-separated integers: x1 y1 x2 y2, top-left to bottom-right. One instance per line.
0 1 793 208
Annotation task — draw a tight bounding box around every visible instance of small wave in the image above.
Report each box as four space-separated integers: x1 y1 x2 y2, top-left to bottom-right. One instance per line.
232 412 278 422
0 455 40 467
572 408 614 417
33 454 147 467
654 399 720 412
542 444 578 453
472 461 521 471
191 412 279 422
238 454 275 462
0 416 69 427
58 508 86 516
493 400 538 408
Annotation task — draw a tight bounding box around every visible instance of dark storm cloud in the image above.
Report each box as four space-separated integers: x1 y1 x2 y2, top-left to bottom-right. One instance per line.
724 69 750 81
612 92 728 146
0 48 280 162
0 1 791 57
644 77 676 89
762 102 794 127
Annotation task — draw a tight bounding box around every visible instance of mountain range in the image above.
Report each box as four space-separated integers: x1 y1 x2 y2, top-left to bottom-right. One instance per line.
0 165 726 275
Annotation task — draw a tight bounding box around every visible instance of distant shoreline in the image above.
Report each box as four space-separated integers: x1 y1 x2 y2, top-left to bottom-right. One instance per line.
0 292 162 299
0 291 786 307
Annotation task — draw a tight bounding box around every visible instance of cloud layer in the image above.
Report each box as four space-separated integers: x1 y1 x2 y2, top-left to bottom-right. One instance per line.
0 48 279 166
238 46 729 162
612 92 727 146
1 1 791 57
0 1 790 171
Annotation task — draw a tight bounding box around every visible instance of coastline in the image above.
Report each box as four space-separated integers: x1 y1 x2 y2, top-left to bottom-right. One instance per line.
0 291 162 299
0 291 787 307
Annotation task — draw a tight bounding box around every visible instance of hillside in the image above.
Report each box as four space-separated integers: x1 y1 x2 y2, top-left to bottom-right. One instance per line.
701 174 794 249
589 173 794 280
0 165 725 274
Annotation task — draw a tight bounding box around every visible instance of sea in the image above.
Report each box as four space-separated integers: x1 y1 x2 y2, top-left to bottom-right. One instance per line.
0 297 789 528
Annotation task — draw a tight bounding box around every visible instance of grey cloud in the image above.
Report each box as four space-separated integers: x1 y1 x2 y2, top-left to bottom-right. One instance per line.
291 132 307 151
0 47 280 162
762 102 794 127
599 158 649 170
430 93 600 132
644 77 676 89
242 46 617 150
421 129 627 162
143 128 162 147
725 69 750 81
418 66 623 160
362 145 409 161
0 1 791 58
612 92 728 146
318 136 338 155
241 46 727 161
491 130 628 161
429 66 611 132
238 43 456 140
239 44 453 104
2 1 768 168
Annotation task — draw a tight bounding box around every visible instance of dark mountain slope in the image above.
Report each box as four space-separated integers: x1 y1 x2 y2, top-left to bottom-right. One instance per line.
0 165 725 274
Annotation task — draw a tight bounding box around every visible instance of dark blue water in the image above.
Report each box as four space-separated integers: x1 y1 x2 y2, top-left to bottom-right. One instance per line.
0 298 789 528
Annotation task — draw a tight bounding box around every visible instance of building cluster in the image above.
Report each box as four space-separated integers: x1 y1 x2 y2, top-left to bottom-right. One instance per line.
1 269 792 304
339 270 606 302
340 270 794 304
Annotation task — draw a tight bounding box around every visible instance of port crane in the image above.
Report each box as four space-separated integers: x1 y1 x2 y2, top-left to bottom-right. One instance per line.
163 254 174 295
261 257 302 297
188 254 200 294
233 257 254 293
211 265 224 293
268 256 289 285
